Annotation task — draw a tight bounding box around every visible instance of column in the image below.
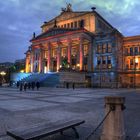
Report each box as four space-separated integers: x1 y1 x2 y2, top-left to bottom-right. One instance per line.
67 39 71 64
25 55 29 73
79 38 83 70
38 48 42 73
88 42 93 71
57 42 61 71
30 49 34 73
47 43 51 72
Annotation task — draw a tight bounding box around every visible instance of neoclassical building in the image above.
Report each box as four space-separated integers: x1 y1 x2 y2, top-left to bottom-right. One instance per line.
25 4 140 88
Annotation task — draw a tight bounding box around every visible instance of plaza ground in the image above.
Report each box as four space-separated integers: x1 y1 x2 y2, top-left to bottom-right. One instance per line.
0 87 139 140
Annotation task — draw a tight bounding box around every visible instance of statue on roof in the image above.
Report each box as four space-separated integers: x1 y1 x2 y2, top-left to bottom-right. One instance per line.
61 3 73 12
54 19 57 28
66 3 72 12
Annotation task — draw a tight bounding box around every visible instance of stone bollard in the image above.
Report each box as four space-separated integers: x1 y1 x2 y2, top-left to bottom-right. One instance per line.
101 96 126 140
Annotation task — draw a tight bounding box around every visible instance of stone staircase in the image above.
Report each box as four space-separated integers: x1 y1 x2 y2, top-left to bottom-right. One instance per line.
12 73 60 87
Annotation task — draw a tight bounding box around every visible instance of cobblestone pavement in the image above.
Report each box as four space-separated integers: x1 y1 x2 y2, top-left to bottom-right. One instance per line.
0 87 139 140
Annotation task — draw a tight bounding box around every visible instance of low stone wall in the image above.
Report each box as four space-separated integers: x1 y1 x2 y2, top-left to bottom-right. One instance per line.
59 71 87 87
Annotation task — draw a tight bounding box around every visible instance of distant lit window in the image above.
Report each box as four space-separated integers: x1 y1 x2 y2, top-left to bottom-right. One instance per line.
97 56 101 65
130 59 133 65
102 56 106 64
45 51 48 59
107 56 111 64
102 44 106 53
52 48 57 57
97 44 102 53
61 48 67 57
72 47 77 56
107 43 112 53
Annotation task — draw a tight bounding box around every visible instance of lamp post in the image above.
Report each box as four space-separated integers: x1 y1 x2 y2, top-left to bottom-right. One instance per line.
0 71 6 85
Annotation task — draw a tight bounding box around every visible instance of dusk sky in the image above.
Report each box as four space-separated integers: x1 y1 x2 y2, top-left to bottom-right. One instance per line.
0 0 140 63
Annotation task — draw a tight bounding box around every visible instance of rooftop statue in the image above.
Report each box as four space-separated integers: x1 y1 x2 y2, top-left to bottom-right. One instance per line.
61 3 73 12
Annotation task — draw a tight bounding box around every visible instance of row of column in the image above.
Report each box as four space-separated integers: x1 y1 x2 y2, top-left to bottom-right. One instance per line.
27 38 92 73
41 39 85 72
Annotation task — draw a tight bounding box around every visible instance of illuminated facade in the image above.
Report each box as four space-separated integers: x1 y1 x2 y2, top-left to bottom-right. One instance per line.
25 4 140 87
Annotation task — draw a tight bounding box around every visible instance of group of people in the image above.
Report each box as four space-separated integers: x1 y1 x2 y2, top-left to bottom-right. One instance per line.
16 81 40 91
65 82 75 90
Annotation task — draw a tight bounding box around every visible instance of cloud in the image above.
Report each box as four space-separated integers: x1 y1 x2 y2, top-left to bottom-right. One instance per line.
0 0 140 62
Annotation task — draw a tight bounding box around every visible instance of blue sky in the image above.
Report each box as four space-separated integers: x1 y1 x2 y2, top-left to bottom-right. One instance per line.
0 0 140 62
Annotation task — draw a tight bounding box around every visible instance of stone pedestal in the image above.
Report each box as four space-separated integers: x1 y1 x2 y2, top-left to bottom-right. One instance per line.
101 96 126 140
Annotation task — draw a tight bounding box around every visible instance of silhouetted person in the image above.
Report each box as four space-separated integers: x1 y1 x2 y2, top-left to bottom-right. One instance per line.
72 83 75 90
31 82 35 90
19 82 23 91
28 82 31 89
24 82 27 91
36 82 40 90
66 82 69 89
17 81 20 88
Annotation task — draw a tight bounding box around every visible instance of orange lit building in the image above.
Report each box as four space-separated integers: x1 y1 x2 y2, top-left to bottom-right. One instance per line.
25 4 140 88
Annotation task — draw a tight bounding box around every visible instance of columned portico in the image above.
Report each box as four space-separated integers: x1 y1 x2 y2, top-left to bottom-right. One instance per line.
27 28 94 73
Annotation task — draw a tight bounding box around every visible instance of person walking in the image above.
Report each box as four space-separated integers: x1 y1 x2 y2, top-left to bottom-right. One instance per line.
24 82 27 91
19 82 23 92
72 83 75 90
31 81 35 90
16 81 20 88
36 81 40 90
28 82 31 89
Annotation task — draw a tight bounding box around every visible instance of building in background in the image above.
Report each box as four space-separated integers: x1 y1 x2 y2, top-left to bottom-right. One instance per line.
25 4 140 88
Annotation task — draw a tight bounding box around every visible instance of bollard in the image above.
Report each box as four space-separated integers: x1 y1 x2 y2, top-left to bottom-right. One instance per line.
101 96 126 140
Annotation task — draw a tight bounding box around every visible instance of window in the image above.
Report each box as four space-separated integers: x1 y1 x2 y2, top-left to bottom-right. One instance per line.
84 45 88 56
52 48 57 57
125 48 128 55
130 59 133 65
71 47 77 56
130 77 133 83
102 44 106 53
97 44 102 54
71 22 73 28
44 51 48 59
102 56 106 64
67 23 70 28
130 47 133 55
107 43 112 53
97 56 101 65
61 48 67 57
74 21 77 28
135 47 138 55
79 19 85 28
64 24 66 28
107 56 111 64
